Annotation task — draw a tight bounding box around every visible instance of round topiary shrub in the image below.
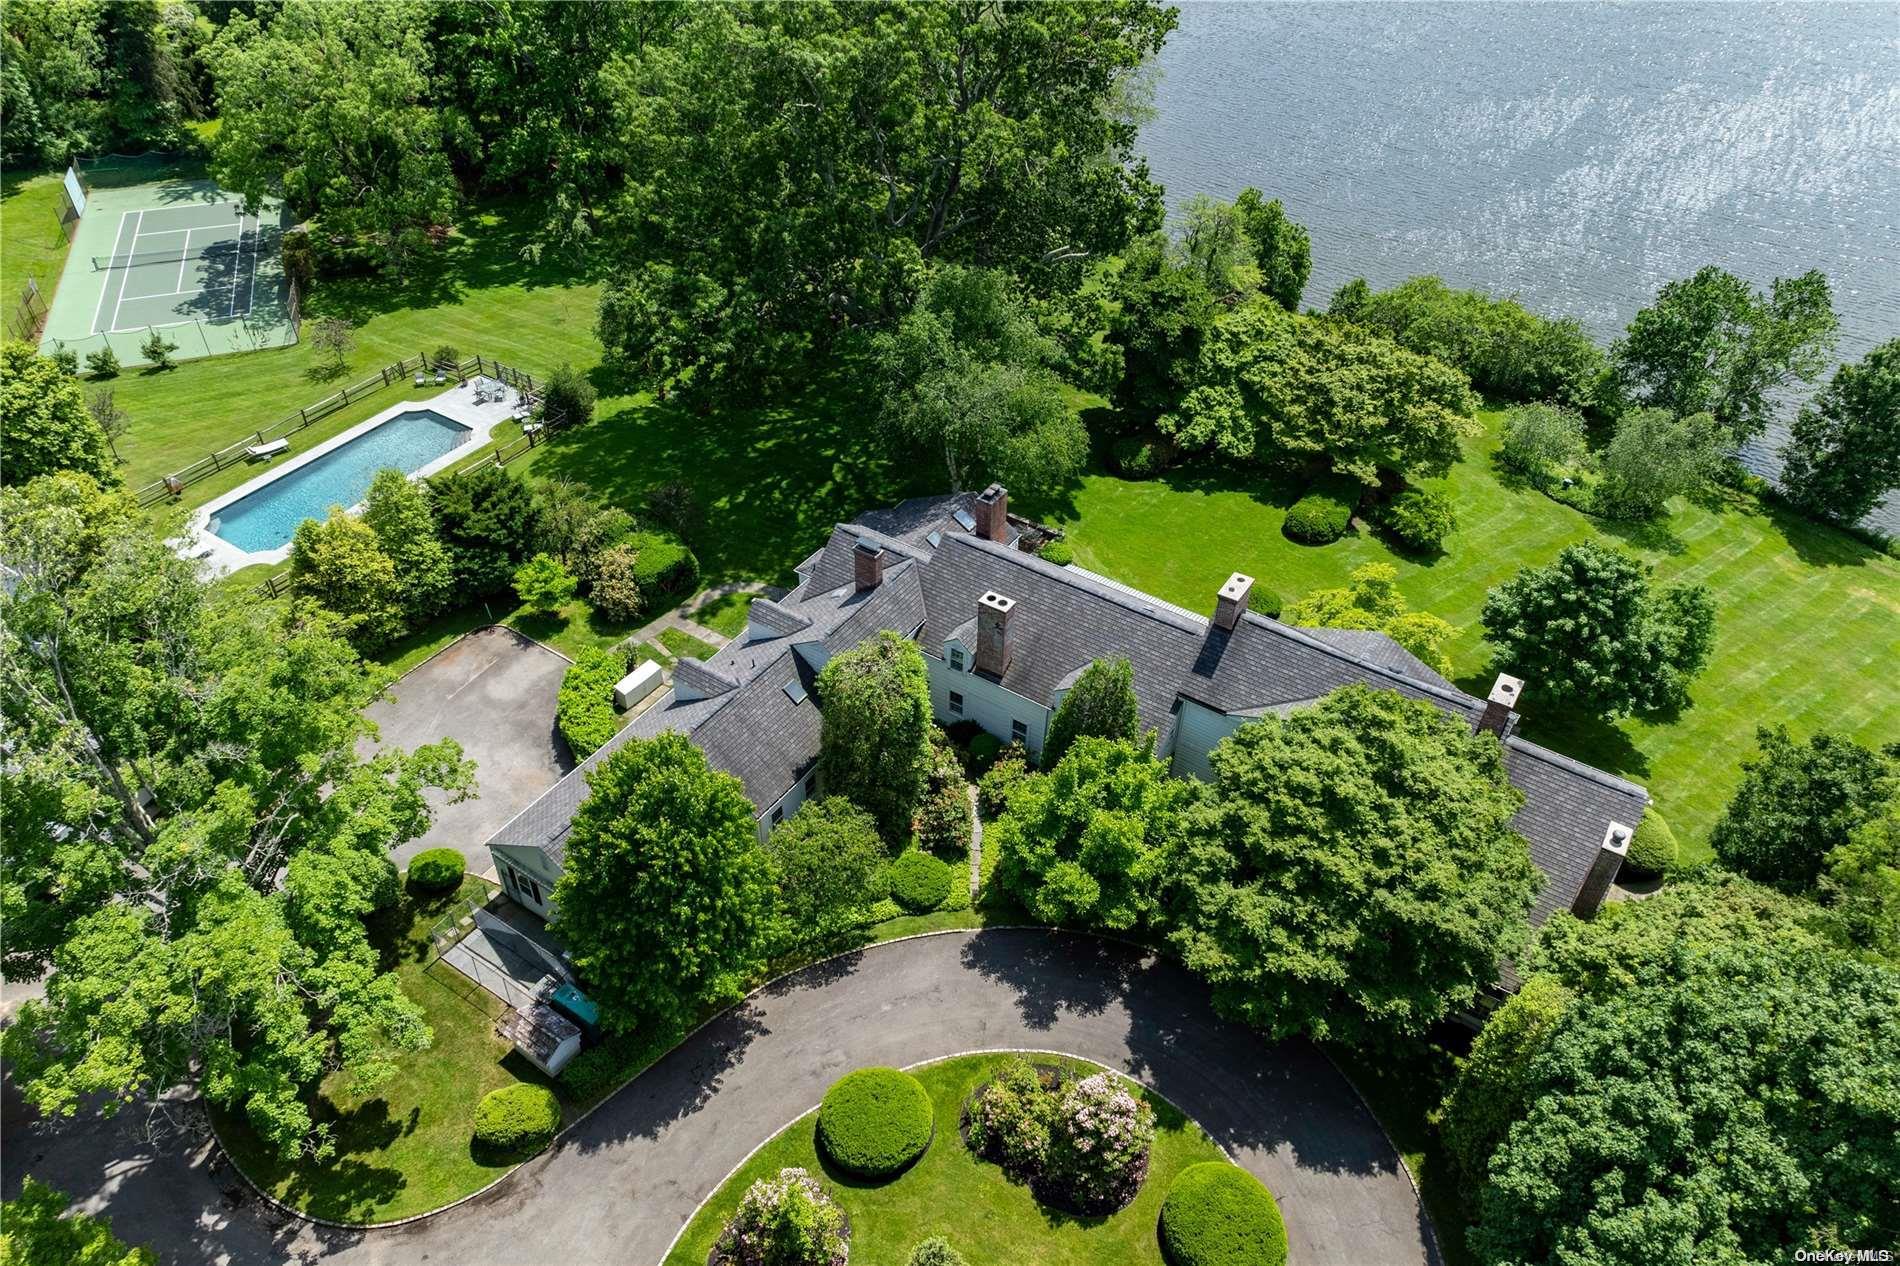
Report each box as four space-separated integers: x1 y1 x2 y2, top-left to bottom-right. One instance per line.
1250 587 1284 620
408 847 466 892
713 1167 849 1266
472 1083 560 1154
889 849 954 912
1159 1161 1289 1266
907 1238 968 1266
817 1067 934 1178
967 732 1003 773
1039 539 1074 566
1282 493 1353 544
1625 808 1678 877
1377 488 1457 552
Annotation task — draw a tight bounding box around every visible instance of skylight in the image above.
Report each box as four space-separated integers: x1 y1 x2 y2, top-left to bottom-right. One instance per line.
927 530 943 547
953 508 977 532
783 680 808 704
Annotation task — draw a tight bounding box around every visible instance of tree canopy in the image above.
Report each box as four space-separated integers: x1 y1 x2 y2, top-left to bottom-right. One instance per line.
1165 685 1539 1043
817 631 934 842
1709 724 1893 894
0 1177 155 1266
0 474 472 1158
1778 337 1900 525
1592 406 1725 519
1 342 116 488
1043 657 1142 768
287 508 405 650
550 733 774 1034
1481 541 1715 719
1233 188 1311 312
1283 562 1458 677
764 797 889 950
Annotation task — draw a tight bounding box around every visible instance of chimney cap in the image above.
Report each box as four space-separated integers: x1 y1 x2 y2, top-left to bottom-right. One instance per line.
1219 572 1254 600
853 535 884 555
1488 674 1525 708
978 590 1016 614
977 483 1006 503
1601 820 1633 856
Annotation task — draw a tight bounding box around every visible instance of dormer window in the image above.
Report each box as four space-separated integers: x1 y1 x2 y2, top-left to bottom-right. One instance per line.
949 647 964 672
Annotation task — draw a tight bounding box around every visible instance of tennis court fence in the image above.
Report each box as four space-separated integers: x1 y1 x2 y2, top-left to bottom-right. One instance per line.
6 278 48 342
135 351 542 510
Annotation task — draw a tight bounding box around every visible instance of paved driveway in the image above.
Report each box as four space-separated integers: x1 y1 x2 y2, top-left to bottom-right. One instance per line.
360 625 572 874
0 930 1436 1266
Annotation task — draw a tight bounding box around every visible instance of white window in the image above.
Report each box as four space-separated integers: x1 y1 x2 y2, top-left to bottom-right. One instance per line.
949 691 964 715
1011 718 1028 743
949 647 964 671
771 804 785 825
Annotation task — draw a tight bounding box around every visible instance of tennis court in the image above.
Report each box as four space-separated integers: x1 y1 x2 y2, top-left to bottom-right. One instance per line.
38 175 298 367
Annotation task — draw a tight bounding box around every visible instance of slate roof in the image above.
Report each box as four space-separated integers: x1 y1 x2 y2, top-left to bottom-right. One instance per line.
1297 627 1454 691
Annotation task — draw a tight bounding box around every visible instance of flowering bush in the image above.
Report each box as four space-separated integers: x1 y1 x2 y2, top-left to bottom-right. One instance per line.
1043 1071 1156 1213
712 1168 849 1266
965 1058 1057 1177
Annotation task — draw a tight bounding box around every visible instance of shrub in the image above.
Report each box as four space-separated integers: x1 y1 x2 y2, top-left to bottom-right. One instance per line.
408 848 465 892
1498 402 1587 485
888 849 954 912
140 330 177 370
907 1239 968 1266
646 479 705 541
915 782 971 860
513 551 577 615
46 342 78 375
557 647 626 759
590 542 644 623
1158 1162 1289 1266
85 346 120 379
1043 1071 1156 1212
1377 488 1456 552
1625 808 1679 878
965 1058 1058 1177
1111 434 1175 477
433 344 460 370
967 732 1004 773
473 1083 560 1153
628 530 700 603
1282 492 1352 544
978 752 1032 819
1039 539 1074 566
817 1067 934 1178
713 1168 849 1266
540 362 597 428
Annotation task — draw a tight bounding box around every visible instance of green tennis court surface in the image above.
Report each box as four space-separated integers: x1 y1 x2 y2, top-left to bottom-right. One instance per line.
38 177 298 367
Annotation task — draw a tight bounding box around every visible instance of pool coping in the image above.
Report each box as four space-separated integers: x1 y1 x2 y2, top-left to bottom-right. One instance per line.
181 379 518 577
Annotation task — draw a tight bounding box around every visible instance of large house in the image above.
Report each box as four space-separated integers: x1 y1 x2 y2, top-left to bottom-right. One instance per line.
487 486 1646 975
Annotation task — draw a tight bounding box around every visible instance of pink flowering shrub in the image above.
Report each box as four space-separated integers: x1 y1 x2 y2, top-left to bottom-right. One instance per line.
965 1058 1057 1177
712 1167 849 1266
1043 1071 1157 1212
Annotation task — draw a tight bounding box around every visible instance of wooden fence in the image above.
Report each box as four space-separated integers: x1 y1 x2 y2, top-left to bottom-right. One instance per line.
135 352 540 508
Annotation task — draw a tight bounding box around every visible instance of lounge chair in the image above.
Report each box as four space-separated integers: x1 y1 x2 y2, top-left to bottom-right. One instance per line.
434 369 447 386
246 438 290 460
414 370 427 388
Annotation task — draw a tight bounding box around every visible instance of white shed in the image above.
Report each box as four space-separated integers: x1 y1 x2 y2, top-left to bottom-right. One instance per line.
614 659 664 710
497 1000 582 1077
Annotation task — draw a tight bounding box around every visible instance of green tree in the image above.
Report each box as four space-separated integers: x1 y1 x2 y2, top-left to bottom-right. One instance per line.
874 264 1087 494
85 386 130 463
550 733 774 1034
1819 790 1900 964
1104 232 1224 426
1709 724 1892 894
1 1 106 164
0 1177 155 1266
1593 407 1726 518
307 315 354 374
1161 297 1479 485
1166 686 1539 1043
1043 657 1142 768
1284 563 1458 677
990 738 1188 931
287 508 405 649
138 329 176 369
1 341 116 486
538 362 597 427
594 1 1176 396
209 0 458 269
512 552 577 616
1779 337 1900 525
428 464 542 595
1233 188 1311 312
1480 541 1715 719
1177 194 1258 295
1495 401 1587 486
817 631 934 842
360 468 452 623
1438 975 1571 1201
1 476 471 1158
764 797 889 949
1612 264 1839 445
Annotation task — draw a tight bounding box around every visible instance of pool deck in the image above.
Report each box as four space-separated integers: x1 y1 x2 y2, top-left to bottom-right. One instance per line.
179 378 521 577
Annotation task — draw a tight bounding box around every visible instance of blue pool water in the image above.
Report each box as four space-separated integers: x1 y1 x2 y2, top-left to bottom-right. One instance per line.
211 409 470 552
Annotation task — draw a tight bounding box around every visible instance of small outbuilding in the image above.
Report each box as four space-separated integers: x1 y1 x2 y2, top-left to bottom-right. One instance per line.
614 659 664 710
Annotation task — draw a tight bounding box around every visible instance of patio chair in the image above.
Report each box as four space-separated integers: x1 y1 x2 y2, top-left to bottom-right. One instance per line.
414 370 427 388
435 368 447 386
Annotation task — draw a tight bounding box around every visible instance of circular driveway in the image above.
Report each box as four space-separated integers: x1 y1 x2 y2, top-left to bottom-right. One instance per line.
2 930 1437 1265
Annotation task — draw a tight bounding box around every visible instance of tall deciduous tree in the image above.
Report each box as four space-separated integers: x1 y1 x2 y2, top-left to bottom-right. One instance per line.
428 464 542 596
550 733 774 1034
1480 541 1715 719
1177 194 1258 295
1593 406 1726 519
1 342 116 487
1104 233 1223 427
209 0 458 269
287 508 405 650
1709 724 1892 894
1043 657 1142 768
1779 338 1900 525
763 797 889 950
817 631 934 842
1166 685 1540 1043
1285 563 1458 677
1612 264 1839 445
0 474 472 1158
0 1177 155 1266
361 469 452 623
1233 188 1311 313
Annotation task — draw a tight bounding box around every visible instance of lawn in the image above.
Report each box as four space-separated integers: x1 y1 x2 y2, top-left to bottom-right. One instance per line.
0 170 72 325
694 590 759 638
662 1053 1230 1266
209 873 559 1223
375 593 643 677
1015 411 1900 859
658 626 721 660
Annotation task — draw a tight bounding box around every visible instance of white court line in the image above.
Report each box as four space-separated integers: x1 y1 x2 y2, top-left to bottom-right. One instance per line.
89 209 132 336
228 215 246 317
108 209 147 335
175 229 194 293
245 214 260 316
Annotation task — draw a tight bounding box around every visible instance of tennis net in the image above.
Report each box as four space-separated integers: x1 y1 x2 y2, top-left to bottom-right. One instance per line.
92 242 239 271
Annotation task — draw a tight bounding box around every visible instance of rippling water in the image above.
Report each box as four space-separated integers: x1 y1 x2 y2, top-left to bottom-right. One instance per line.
1140 1 1900 528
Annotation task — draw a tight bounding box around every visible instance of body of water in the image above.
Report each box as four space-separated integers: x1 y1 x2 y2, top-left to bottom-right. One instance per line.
1140 1 1899 528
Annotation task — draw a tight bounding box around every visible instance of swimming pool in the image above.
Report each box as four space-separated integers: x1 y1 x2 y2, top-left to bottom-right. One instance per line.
210 409 471 553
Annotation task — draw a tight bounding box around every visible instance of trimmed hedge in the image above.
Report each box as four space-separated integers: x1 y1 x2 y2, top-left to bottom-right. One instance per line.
817 1067 934 1178
627 530 700 602
1377 488 1457 552
408 847 465 892
1039 539 1074 566
473 1083 561 1153
1158 1162 1289 1266
557 647 625 759
1282 492 1353 544
889 849 954 912
1625 808 1678 877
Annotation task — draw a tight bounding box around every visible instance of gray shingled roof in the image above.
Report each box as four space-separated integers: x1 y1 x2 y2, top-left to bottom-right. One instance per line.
1297 627 1455 691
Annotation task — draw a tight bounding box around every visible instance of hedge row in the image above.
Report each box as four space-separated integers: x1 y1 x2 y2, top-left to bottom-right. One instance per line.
557 647 626 759
473 1083 561 1154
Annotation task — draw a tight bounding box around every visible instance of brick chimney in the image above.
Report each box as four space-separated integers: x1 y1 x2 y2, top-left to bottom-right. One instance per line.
1571 820 1633 916
974 590 1016 677
1477 674 1524 738
1213 572 1254 631
974 483 1009 543
853 537 885 590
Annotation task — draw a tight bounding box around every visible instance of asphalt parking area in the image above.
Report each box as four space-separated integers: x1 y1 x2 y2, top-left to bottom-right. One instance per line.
361 625 573 875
